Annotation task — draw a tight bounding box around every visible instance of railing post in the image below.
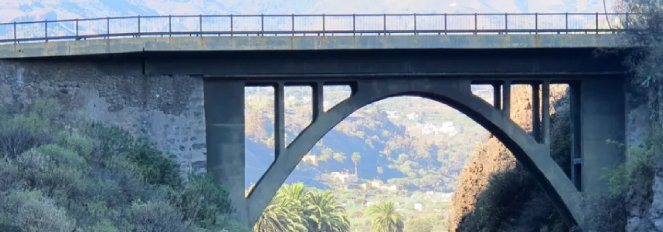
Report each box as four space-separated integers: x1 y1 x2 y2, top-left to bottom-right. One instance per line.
106 17 110 39
535 13 538 34
383 13 387 35
413 13 417 35
261 14 264 36
230 14 234 37
199 15 203 36
137 15 141 38
75 19 79 40
44 20 48 42
504 13 508 34
444 13 447 35
352 14 356 36
595 12 599 34
474 13 477 34
534 13 539 34
322 14 326 36
13 21 16 44
168 15 172 37
565 12 569 33
291 14 295 36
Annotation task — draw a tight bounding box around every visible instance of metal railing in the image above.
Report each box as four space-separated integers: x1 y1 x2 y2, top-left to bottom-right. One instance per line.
0 13 633 44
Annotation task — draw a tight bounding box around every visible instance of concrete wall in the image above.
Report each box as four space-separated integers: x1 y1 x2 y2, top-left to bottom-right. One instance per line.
0 59 207 175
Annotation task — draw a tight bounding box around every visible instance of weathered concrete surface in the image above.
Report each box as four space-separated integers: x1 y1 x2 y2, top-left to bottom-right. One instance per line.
0 59 207 174
204 80 249 225
580 79 625 197
0 34 629 59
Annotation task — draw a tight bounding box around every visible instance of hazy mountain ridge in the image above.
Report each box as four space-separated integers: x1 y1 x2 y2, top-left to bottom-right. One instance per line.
245 88 490 193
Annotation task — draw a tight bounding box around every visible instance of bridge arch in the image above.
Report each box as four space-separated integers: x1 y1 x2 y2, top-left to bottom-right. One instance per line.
244 78 582 227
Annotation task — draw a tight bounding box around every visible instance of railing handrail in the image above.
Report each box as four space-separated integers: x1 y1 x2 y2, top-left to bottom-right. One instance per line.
0 12 634 44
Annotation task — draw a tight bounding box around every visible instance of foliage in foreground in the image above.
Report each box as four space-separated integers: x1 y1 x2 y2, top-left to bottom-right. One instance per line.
254 183 350 232
0 99 241 232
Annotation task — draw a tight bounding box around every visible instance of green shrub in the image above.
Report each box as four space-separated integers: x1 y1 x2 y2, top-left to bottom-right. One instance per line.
80 220 121 232
37 144 86 168
57 131 97 157
175 174 232 229
0 158 21 190
126 140 181 188
0 125 51 159
84 124 181 188
127 201 190 232
0 190 75 232
605 125 662 197
0 99 237 231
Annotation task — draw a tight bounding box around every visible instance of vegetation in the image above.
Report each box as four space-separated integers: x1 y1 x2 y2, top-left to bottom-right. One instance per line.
0 99 242 232
254 183 350 232
586 1 663 231
365 201 404 232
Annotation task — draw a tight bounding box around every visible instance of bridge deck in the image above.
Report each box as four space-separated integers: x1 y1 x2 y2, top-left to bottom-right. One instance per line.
0 34 629 59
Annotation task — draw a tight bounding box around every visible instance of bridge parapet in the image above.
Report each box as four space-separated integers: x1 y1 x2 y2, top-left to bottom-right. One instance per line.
0 13 632 44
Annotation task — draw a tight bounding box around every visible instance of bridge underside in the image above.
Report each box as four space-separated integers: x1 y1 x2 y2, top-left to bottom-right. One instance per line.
183 48 627 229
1 43 628 230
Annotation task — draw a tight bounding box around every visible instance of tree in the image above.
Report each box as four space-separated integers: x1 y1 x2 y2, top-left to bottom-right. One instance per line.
351 152 361 176
365 202 404 232
622 0 663 86
303 191 350 232
254 183 351 232
254 184 308 232
254 203 307 232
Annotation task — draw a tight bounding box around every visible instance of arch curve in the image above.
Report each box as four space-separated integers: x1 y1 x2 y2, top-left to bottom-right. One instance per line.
246 78 582 226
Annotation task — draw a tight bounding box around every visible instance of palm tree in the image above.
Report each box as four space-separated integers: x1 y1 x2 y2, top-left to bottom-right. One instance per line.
275 183 307 207
365 201 404 232
254 184 308 232
304 191 350 232
254 202 307 232
351 152 361 176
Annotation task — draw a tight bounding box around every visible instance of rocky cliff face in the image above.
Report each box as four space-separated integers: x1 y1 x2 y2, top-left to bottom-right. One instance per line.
625 82 663 232
450 85 571 231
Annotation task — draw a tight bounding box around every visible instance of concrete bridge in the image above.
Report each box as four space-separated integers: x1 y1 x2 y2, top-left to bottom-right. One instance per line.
0 13 634 230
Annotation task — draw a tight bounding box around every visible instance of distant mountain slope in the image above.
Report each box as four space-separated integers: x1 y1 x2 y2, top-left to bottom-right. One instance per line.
244 87 490 193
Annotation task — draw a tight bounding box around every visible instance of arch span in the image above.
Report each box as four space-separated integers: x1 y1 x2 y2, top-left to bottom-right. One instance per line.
245 78 582 226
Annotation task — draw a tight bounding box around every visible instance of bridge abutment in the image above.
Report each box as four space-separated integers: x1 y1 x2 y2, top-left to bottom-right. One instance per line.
578 79 626 228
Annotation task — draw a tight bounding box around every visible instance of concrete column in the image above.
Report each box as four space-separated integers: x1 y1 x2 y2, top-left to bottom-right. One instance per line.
569 82 582 191
312 82 324 120
275 83 285 157
542 80 551 145
203 80 248 225
503 81 511 118
493 82 502 110
580 79 625 198
532 83 541 142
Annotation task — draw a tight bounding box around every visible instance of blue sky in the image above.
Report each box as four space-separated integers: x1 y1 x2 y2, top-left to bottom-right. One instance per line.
0 0 619 22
